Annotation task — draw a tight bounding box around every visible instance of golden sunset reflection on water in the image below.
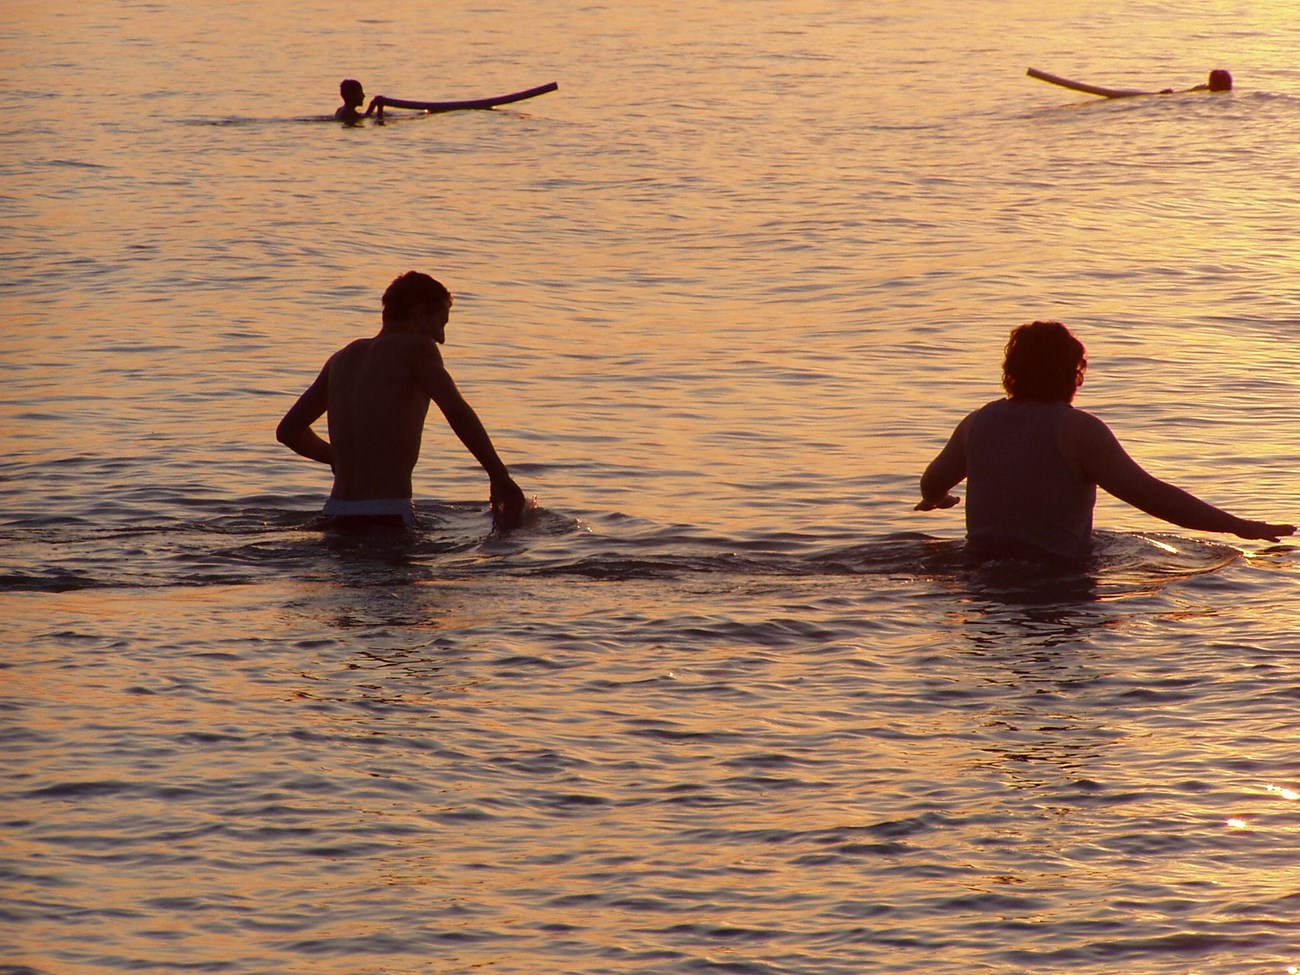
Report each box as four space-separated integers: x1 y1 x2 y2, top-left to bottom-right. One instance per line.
6 0 1300 973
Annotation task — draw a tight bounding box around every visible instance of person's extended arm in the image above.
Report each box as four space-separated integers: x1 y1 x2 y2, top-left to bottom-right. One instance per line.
417 346 527 527
916 412 971 511
366 95 385 118
1073 412 1293 542
276 365 334 467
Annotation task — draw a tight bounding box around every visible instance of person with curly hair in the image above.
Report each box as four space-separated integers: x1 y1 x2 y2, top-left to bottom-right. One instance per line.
916 320 1291 561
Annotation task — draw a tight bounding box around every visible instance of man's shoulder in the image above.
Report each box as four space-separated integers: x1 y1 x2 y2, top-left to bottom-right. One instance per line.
376 332 442 358
1060 404 1105 427
379 331 436 345
369 333 446 374
1059 405 1117 449
966 397 1008 423
330 336 378 361
336 333 435 352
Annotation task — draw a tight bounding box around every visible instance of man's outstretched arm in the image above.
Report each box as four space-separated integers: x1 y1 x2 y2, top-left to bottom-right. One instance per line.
1073 412 1293 542
276 365 334 467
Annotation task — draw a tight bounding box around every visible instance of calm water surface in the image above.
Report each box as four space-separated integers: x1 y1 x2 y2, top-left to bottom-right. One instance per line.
3 2 1300 973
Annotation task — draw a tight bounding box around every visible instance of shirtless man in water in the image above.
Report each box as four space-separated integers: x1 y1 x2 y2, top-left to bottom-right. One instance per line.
277 271 527 530
916 320 1292 562
334 79 384 124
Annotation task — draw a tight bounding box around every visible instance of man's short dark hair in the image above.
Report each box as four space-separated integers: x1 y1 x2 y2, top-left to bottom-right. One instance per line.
1002 320 1087 402
381 271 451 326
340 79 363 101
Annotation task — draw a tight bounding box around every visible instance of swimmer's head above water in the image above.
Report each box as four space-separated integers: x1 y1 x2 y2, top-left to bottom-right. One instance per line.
336 79 383 123
339 79 365 107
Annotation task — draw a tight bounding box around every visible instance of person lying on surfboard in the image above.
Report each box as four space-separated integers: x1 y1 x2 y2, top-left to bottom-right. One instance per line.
916 321 1292 563
334 78 558 122
335 79 385 124
1027 67 1232 99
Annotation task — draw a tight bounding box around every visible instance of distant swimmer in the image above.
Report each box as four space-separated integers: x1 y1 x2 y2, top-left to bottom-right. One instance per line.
1179 68 1234 93
1027 67 1232 99
915 320 1292 562
334 78 558 122
277 271 527 531
334 79 384 124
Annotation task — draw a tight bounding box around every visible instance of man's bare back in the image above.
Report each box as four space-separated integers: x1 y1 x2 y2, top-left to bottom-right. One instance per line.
916 321 1293 560
277 271 526 529
324 334 438 500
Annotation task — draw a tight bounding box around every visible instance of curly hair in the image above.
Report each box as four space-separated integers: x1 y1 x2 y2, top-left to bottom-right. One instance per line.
1002 320 1087 402
381 271 452 327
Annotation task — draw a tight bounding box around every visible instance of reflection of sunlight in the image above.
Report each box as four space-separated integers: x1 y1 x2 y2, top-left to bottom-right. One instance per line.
1147 537 1179 555
1224 784 1298 832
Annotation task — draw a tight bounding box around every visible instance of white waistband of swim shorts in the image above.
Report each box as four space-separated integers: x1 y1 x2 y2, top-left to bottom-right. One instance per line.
322 498 416 524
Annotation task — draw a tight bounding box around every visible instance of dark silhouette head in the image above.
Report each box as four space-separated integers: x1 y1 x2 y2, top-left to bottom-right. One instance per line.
382 271 452 327
1002 321 1087 403
339 79 365 107
1207 69 1232 92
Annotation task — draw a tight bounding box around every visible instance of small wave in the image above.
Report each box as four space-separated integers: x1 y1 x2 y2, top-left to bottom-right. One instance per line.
1092 530 1239 594
0 571 106 594
41 158 111 170
0 493 1249 599
178 115 328 128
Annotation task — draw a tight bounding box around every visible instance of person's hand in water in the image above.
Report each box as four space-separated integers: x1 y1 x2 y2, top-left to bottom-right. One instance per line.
491 474 528 532
915 494 960 512
1231 519 1296 543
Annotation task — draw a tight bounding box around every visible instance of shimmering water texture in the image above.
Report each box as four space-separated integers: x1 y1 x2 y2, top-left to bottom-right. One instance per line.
4 1 1300 973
